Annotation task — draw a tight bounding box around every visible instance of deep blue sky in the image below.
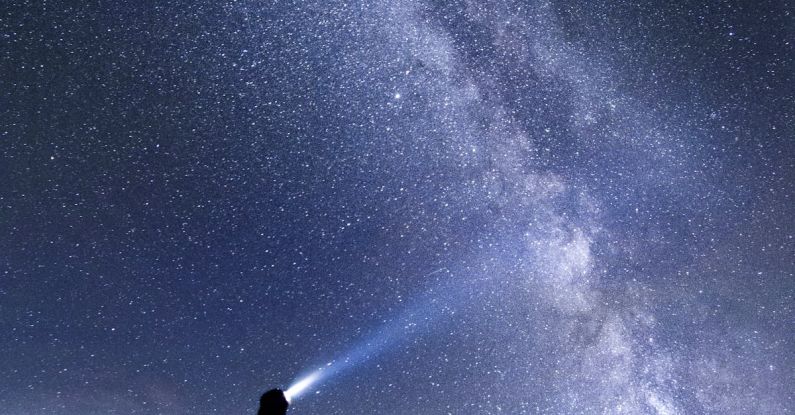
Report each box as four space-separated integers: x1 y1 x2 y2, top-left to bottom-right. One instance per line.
2 1 793 413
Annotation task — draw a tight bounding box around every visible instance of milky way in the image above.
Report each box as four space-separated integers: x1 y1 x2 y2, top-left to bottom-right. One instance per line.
3 1 793 414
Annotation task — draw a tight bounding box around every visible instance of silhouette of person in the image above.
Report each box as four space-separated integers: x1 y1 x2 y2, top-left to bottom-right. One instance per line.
258 389 289 415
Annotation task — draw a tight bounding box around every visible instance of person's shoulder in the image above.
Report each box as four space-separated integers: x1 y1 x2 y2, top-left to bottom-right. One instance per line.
258 389 289 415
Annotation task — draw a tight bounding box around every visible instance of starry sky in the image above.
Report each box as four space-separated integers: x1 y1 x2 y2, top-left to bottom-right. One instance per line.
2 0 794 414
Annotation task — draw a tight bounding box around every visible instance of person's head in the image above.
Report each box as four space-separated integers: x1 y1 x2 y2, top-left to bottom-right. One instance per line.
258 389 289 415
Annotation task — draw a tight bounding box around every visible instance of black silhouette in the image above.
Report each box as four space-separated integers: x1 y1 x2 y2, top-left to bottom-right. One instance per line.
258 389 289 415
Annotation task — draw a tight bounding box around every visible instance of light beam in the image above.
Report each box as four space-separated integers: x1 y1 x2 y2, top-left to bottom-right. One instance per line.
284 371 321 402
283 267 488 403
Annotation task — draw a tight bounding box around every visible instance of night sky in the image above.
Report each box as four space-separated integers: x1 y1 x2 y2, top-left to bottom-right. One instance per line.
2 1 794 414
